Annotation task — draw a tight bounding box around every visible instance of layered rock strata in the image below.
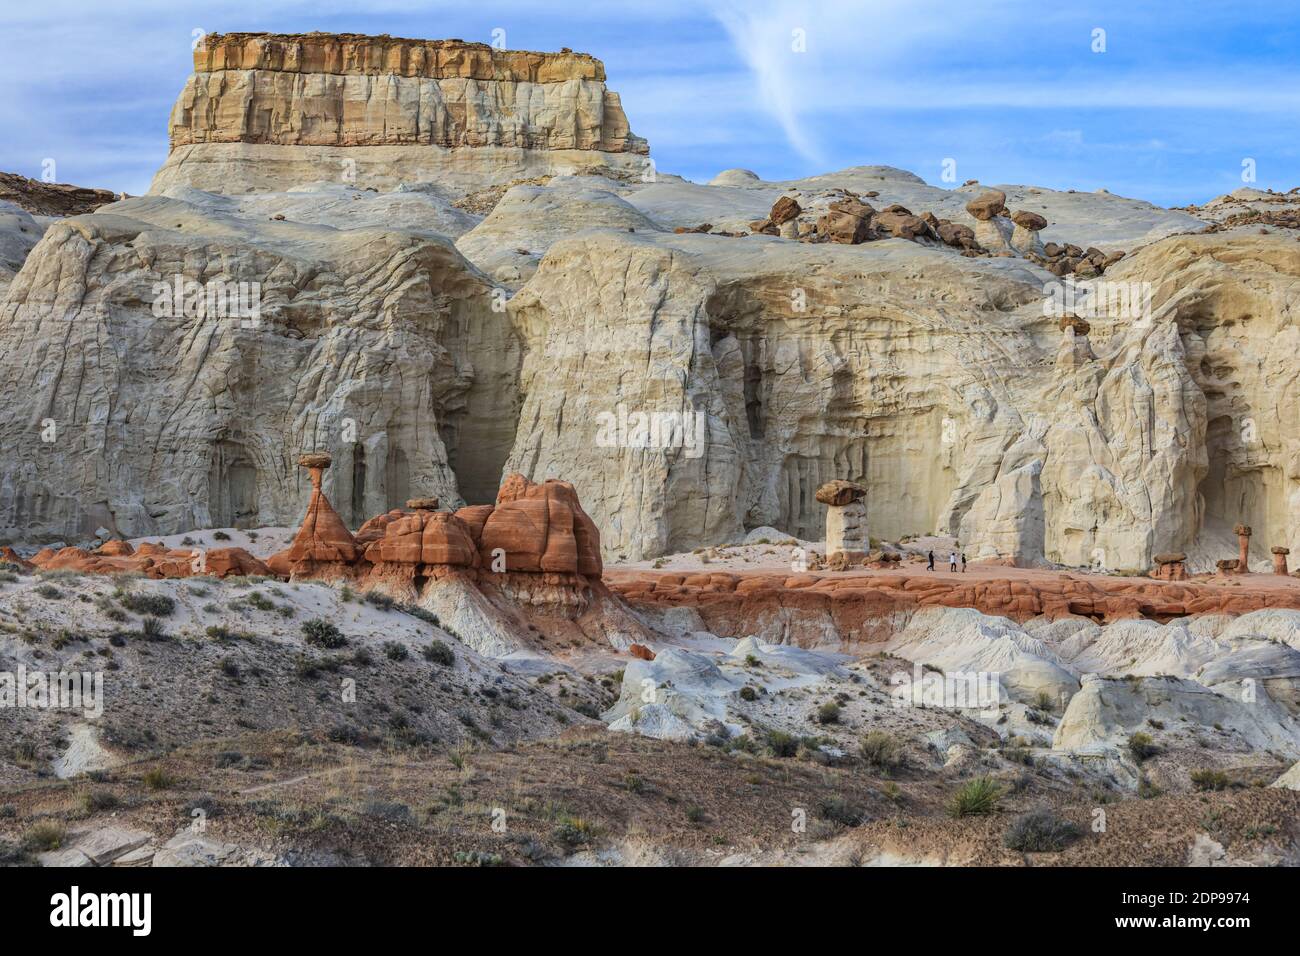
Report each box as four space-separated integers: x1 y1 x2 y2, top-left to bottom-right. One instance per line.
152 33 649 195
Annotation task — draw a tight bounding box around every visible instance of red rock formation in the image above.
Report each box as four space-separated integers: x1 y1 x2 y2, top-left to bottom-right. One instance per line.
628 643 656 660
1273 547 1291 575
604 567 1300 645
272 453 360 580
1235 524 1252 572
1151 552 1188 581
26 541 267 579
363 510 479 567
480 474 602 576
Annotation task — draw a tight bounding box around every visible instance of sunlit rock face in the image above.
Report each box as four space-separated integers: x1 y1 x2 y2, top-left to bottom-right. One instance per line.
151 32 650 196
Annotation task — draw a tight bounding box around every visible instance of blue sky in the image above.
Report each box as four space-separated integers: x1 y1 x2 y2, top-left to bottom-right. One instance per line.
1 1 1297 205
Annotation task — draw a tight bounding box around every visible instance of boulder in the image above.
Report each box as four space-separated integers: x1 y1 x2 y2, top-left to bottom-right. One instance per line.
769 196 801 225
965 189 1007 221
814 479 867 507
817 199 875 244
1011 210 1047 231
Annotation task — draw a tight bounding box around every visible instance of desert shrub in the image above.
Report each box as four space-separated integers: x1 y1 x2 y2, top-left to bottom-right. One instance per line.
214 751 245 769
383 641 409 662
139 616 168 641
1128 731 1158 762
219 657 240 677
422 640 454 666
1033 690 1056 712
552 816 598 848
142 768 175 791
302 618 346 649
80 790 119 813
120 592 175 617
1190 768 1230 791
246 591 276 611
206 624 252 642
22 821 66 851
739 686 759 702
400 603 439 625
816 701 841 724
817 796 867 827
34 584 63 600
766 730 798 758
363 590 396 611
859 731 904 770
1003 808 1081 852
948 776 1005 818
213 530 232 541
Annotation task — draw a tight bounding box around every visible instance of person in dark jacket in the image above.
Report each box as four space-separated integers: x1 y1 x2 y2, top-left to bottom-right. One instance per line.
961 552 967 573
927 550 935 571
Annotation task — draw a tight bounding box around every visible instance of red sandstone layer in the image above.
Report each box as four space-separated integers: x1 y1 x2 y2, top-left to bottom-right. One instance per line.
605 566 1300 643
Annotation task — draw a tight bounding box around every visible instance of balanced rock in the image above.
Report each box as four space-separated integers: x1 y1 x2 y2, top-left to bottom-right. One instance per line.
965 190 1007 221
815 480 867 507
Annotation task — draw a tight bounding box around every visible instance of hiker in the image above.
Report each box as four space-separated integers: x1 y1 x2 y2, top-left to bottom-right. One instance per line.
927 550 935 571
949 551 958 572
961 552 967 573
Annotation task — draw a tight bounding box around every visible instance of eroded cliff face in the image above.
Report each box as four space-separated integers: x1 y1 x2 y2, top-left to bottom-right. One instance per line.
152 33 649 196
500 227 1300 569
0 195 514 542
1 33 1296 572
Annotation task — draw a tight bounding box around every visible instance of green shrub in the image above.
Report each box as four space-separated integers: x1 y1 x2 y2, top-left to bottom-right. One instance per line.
1003 808 1081 852
816 702 841 724
34 584 64 600
739 686 759 702
859 731 904 770
948 776 1005 818
139 616 167 641
363 590 396 611
1128 731 1158 762
120 592 175 617
302 618 346 649
552 816 598 848
22 821 66 851
80 791 120 813
817 796 867 827
142 768 174 791
1190 768 1230 791
422 640 454 666
766 730 798 758
383 641 409 662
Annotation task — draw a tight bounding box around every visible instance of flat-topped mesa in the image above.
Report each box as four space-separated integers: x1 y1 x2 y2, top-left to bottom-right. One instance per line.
154 32 649 195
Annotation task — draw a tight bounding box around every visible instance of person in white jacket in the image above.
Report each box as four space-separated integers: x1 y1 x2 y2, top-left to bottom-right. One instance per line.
949 551 958 572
